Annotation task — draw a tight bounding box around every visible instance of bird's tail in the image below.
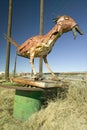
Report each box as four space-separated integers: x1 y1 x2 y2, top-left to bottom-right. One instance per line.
5 35 20 49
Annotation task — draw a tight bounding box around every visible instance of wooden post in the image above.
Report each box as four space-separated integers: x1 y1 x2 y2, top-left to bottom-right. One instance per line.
5 0 13 80
39 0 44 76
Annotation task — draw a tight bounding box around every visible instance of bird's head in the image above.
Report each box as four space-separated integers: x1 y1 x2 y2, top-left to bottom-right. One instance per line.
53 15 83 39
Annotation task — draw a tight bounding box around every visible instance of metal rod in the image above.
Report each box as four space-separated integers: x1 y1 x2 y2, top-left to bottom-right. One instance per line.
13 50 18 77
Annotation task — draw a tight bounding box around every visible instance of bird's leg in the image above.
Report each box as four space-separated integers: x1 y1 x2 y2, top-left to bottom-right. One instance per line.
30 57 41 80
43 56 59 80
30 58 36 75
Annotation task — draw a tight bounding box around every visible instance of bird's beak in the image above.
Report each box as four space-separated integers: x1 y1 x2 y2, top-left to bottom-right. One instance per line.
72 25 84 39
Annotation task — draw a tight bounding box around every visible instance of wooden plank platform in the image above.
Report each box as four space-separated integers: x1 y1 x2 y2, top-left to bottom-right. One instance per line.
0 85 44 91
11 77 68 88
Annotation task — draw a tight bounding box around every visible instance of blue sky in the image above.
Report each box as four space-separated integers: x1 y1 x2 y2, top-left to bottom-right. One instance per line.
0 0 87 73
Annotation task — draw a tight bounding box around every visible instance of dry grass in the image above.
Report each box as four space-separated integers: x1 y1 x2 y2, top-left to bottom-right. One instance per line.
0 80 87 130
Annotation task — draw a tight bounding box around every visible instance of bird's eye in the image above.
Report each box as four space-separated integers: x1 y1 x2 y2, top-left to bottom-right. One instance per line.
64 16 69 20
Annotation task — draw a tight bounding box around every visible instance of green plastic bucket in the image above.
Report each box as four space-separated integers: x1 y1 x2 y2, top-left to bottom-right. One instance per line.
13 89 43 121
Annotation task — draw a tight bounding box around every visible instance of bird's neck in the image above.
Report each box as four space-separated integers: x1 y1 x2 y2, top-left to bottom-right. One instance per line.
45 24 62 47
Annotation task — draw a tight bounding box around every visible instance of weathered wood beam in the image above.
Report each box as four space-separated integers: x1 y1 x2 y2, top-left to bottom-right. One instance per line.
0 84 44 91
11 78 68 88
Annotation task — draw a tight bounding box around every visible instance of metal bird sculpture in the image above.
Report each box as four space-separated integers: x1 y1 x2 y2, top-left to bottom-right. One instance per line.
6 15 83 80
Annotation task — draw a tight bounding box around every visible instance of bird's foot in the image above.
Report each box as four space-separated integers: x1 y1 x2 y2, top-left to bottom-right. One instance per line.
51 75 60 81
31 73 43 80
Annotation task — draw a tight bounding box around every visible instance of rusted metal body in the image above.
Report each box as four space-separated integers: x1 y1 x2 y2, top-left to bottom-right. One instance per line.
6 15 83 80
